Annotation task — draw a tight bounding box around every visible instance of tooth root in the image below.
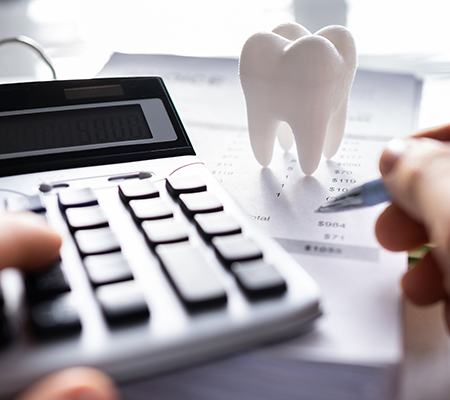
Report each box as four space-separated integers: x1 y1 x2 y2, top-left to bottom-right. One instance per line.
323 99 348 159
291 112 330 175
277 121 294 151
245 102 278 166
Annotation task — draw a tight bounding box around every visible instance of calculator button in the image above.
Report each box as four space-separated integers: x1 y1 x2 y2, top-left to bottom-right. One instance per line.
0 312 10 347
231 260 287 299
129 198 173 221
74 227 121 256
97 281 149 325
0 288 11 346
84 253 133 286
194 212 241 241
156 243 227 309
29 293 81 338
179 192 223 218
119 180 159 202
24 262 70 301
212 235 263 268
142 219 189 246
166 176 207 198
58 188 98 209
65 205 109 231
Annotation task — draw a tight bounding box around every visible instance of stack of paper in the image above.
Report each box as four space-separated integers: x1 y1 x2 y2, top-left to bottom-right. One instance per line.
100 54 422 400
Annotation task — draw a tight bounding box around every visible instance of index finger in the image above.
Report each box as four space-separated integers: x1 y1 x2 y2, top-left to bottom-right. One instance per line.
414 123 450 141
0 213 61 271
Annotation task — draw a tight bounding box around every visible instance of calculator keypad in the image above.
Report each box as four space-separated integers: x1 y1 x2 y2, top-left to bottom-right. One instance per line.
9 174 289 343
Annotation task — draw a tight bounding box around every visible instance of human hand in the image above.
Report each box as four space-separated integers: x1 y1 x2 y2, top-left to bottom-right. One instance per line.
375 124 450 329
0 212 118 400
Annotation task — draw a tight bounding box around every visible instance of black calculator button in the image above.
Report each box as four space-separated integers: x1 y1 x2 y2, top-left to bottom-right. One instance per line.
58 188 98 209
194 212 241 241
74 227 121 256
166 176 207 199
179 192 223 218
29 293 81 338
65 205 109 231
212 235 263 268
231 260 287 299
129 198 173 221
142 219 189 246
24 261 70 301
156 243 227 309
0 289 11 346
97 281 149 325
119 180 159 202
84 253 133 286
0 312 10 347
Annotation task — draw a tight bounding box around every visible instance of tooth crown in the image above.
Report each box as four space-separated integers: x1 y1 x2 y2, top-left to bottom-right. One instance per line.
239 22 357 175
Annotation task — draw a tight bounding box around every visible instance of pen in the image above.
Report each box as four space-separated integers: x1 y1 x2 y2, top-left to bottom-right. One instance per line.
316 177 391 213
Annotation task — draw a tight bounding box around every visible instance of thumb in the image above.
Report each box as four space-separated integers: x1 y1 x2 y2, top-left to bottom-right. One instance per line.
18 368 119 400
0 212 61 271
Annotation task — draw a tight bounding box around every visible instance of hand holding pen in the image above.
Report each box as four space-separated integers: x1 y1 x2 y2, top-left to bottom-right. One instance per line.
321 128 450 330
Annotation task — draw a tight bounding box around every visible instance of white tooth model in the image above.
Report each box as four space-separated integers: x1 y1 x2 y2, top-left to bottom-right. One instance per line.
239 22 357 175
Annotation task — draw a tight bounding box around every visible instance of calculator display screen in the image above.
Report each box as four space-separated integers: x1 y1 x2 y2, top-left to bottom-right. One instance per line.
0 98 178 160
0 105 151 155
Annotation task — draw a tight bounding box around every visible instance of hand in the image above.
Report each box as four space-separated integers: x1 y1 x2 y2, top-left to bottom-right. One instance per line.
375 124 450 329
0 212 118 400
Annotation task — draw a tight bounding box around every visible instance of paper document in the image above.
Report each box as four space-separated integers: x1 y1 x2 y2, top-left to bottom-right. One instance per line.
101 54 420 264
101 54 422 399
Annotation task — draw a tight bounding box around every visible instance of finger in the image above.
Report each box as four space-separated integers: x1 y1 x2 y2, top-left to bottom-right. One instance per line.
381 138 450 223
414 123 450 141
401 252 446 306
375 204 428 251
0 213 61 271
445 300 450 333
18 367 119 400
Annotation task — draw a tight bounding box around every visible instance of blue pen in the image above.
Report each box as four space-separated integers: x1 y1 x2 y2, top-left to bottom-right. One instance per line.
316 178 391 213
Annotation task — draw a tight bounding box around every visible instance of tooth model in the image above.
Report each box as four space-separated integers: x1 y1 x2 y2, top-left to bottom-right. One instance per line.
239 23 357 175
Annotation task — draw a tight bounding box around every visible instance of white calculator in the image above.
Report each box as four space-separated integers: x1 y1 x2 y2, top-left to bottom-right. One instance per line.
0 77 320 398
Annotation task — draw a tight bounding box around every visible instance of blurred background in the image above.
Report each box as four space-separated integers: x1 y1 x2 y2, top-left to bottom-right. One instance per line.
0 0 449 127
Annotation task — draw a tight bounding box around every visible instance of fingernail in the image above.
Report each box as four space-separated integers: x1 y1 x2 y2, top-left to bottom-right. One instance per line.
380 138 409 175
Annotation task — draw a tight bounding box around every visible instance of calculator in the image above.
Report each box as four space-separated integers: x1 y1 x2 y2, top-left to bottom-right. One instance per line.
0 77 320 398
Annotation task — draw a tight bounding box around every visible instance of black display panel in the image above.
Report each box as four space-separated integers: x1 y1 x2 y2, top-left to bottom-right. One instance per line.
0 104 152 156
